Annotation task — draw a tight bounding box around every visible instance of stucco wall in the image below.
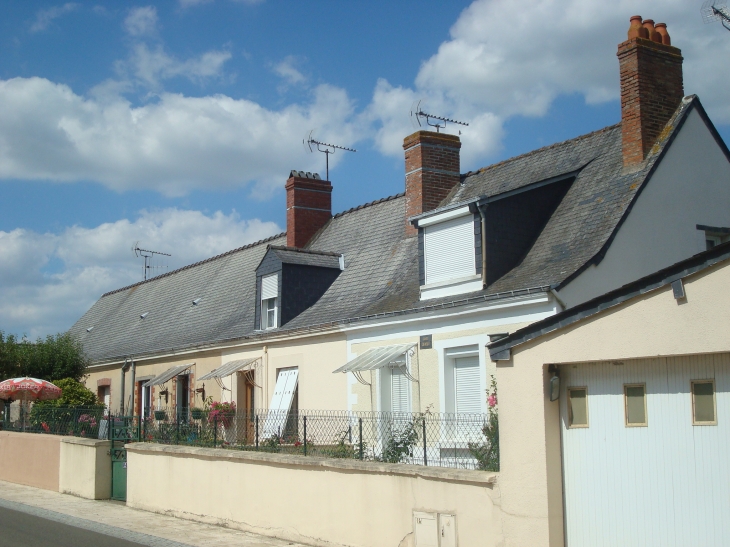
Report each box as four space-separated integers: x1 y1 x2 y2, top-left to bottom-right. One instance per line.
496 258 730 546
59 437 112 499
0 431 61 491
561 107 730 307
127 443 502 547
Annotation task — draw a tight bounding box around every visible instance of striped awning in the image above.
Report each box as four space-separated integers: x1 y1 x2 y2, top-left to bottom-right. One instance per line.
143 364 193 388
199 358 259 381
332 343 415 374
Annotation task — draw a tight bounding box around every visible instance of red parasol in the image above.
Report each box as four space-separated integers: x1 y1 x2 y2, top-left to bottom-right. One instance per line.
0 377 62 402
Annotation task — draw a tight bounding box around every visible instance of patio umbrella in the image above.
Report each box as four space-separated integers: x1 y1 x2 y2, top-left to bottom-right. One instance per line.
0 377 62 401
0 378 62 431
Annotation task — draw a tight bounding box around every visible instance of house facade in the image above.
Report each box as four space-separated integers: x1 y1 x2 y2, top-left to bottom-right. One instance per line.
72 16 729 459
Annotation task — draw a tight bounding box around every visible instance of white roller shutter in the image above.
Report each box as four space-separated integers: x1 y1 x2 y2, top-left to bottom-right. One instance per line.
424 215 475 285
261 273 278 300
454 356 481 414
391 367 410 413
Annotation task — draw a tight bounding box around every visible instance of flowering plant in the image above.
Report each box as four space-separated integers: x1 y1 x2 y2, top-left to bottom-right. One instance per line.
208 401 236 427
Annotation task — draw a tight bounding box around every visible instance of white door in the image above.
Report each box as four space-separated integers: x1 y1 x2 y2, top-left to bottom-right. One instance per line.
560 354 730 547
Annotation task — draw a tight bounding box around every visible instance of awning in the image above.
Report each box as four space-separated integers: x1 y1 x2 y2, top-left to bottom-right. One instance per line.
199 358 260 381
143 364 193 388
332 343 416 374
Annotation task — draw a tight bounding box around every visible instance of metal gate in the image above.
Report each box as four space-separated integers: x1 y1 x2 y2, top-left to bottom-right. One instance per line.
110 416 140 501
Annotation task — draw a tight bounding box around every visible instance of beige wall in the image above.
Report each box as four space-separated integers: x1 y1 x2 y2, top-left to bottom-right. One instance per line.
0 431 61 491
59 437 112 499
497 260 730 546
127 442 502 547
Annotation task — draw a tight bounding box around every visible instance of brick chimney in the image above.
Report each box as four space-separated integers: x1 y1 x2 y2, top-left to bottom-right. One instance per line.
403 131 462 236
285 170 332 248
617 16 684 167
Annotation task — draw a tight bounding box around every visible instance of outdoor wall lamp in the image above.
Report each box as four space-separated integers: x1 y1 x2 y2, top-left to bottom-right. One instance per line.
196 384 205 401
159 389 169 404
548 365 560 402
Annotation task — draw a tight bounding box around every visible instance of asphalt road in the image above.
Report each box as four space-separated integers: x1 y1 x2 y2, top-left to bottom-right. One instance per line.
0 505 148 547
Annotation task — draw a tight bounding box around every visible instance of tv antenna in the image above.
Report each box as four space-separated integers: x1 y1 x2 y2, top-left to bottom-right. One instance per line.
702 1 730 30
410 100 468 133
133 242 172 281
303 130 356 181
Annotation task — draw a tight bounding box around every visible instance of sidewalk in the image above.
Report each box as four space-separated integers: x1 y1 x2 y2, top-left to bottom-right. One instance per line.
0 480 308 547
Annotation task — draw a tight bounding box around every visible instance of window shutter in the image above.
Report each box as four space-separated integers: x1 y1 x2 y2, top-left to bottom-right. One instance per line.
262 368 299 438
261 273 278 300
424 215 475 285
391 367 410 413
454 356 481 414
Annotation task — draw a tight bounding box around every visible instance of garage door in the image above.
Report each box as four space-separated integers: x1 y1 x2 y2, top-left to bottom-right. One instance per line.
560 353 730 547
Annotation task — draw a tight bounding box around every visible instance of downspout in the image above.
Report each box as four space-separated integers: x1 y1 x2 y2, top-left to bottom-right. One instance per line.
129 358 136 417
550 287 567 312
119 358 129 414
477 204 488 288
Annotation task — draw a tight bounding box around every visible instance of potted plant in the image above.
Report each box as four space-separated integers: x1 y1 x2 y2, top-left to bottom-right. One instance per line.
154 410 167 421
208 401 236 443
191 407 205 420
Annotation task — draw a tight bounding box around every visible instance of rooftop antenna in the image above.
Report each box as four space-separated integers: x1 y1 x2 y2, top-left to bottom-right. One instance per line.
702 0 730 31
133 242 172 281
410 99 469 133
303 130 356 181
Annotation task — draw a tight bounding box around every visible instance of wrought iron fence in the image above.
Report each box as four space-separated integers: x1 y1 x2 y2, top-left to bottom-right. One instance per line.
1 405 499 470
143 408 499 471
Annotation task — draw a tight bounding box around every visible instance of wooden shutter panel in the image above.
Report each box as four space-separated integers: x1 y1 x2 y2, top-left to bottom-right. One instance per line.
261 273 278 300
454 356 481 414
424 215 475 285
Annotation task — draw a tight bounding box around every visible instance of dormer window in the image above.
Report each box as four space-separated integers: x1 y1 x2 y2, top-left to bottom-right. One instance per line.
260 273 279 330
417 206 482 300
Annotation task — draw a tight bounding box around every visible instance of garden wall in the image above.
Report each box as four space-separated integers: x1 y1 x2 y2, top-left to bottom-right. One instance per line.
126 443 503 547
59 437 112 499
0 431 61 491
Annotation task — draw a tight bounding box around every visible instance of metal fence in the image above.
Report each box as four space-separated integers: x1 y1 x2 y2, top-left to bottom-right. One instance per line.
143 408 499 471
1 405 499 471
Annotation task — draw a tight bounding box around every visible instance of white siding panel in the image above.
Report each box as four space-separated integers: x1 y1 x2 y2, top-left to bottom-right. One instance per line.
261 273 278 300
454 356 481 414
561 354 730 547
424 215 475 285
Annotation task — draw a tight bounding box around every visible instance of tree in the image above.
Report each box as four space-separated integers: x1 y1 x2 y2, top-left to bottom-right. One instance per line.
0 332 89 382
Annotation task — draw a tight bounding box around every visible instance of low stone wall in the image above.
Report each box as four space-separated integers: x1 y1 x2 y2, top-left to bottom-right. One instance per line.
126 443 502 547
59 437 112 499
0 431 62 491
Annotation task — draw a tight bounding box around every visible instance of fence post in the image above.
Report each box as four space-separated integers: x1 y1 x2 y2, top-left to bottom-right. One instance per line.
422 417 427 467
255 415 259 449
137 416 141 442
176 412 180 445
303 415 307 456
213 415 217 448
359 417 364 460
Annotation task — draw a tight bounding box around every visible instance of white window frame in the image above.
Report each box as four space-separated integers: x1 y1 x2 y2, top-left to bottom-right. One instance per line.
691 379 717 426
435 335 489 418
379 361 412 414
261 297 278 330
567 386 589 429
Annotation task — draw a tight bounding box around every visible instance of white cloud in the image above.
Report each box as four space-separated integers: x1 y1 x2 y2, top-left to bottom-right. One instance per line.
273 56 306 86
124 6 158 37
30 3 78 33
0 209 281 338
0 77 357 196
368 0 730 165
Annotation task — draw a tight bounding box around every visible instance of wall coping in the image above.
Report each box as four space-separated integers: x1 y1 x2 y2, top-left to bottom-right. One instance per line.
60 437 111 447
0 431 66 441
126 442 498 486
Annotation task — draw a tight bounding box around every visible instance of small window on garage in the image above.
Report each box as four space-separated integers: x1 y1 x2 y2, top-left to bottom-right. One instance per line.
624 384 647 427
567 387 588 428
692 380 716 425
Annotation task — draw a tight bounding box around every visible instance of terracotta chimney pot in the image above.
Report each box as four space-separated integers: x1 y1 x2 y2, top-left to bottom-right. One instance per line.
642 19 661 42
654 23 671 45
628 15 648 39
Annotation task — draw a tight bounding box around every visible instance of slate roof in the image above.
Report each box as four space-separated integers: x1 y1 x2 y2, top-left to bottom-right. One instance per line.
265 246 342 270
69 96 706 364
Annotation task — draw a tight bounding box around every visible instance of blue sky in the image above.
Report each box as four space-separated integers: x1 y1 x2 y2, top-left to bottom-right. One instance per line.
1 0 729 338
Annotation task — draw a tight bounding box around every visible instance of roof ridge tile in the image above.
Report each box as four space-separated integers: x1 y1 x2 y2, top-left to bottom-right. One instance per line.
332 192 405 219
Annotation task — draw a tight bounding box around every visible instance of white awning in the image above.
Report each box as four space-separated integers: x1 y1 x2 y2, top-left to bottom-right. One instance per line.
332 343 416 374
199 358 259 381
142 364 193 388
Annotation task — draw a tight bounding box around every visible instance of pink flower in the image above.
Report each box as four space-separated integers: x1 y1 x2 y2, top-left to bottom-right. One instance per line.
41 422 50 433
488 394 497 408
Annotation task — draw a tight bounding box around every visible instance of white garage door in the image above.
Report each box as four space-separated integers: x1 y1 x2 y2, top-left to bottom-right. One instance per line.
560 353 730 547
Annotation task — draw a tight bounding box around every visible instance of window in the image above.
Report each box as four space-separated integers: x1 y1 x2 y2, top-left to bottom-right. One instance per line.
380 365 411 414
423 214 475 285
706 234 729 250
567 387 589 428
624 384 647 427
692 380 716 425
260 273 279 329
142 385 152 419
444 346 481 415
